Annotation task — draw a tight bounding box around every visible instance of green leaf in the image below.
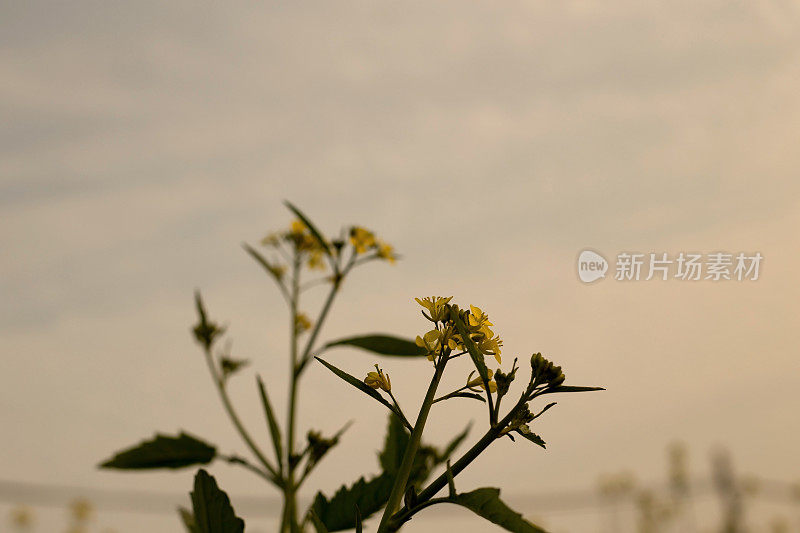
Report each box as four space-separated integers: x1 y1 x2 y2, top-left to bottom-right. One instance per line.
307 509 330 533
284 201 330 257
315 357 412 430
191 469 245 533
433 390 486 404
178 507 199 533
242 243 285 284
379 413 409 475
545 385 605 394
304 422 351 476
310 474 395 532
100 432 216 470
435 423 471 463
518 429 547 449
451 488 548 533
256 376 283 470
450 307 490 383
324 335 426 357
453 392 487 403
309 414 445 531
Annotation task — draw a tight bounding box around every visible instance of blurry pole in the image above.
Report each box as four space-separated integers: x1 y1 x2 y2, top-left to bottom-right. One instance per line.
598 472 635 533
668 442 696 533
712 448 745 533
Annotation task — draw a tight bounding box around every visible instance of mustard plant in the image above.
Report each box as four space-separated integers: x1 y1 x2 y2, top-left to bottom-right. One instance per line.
99 202 602 533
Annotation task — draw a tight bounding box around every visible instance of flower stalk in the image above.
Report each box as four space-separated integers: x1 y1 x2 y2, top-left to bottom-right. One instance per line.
377 353 449 533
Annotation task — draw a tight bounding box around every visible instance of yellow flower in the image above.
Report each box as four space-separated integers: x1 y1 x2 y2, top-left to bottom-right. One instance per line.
376 240 397 263
468 304 495 337
439 325 459 351
466 369 498 393
295 313 312 334
475 334 502 364
350 226 376 254
447 334 465 351
291 219 306 234
414 296 453 322
415 329 443 360
364 365 391 392
289 219 327 253
468 305 492 327
307 249 326 270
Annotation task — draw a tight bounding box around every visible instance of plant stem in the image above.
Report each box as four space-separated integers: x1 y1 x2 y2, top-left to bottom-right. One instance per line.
282 251 302 533
280 250 355 531
377 355 448 533
297 278 341 371
388 392 529 530
202 347 279 482
432 384 471 404
387 390 409 425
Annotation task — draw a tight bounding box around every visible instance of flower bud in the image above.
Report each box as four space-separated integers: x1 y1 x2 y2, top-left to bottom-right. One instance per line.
364 365 391 392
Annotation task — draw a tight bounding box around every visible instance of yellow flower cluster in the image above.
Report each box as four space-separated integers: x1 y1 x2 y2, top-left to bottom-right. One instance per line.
413 297 503 364
350 226 396 263
259 220 397 274
259 219 329 271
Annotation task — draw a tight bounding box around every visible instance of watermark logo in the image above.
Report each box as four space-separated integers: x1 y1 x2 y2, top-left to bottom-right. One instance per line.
577 250 763 283
577 250 608 283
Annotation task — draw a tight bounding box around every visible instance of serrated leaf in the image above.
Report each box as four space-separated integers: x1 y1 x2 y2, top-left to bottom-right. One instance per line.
436 423 471 463
450 308 490 383
518 429 547 449
307 509 329 533
100 432 216 470
178 506 199 533
191 469 245 533
379 413 409 475
315 357 411 430
310 413 440 532
257 376 283 469
284 201 330 257
310 474 395 531
451 488 548 533
324 335 426 357
545 385 605 394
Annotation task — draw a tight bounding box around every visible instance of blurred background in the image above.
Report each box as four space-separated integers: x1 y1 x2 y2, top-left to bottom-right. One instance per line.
2 1 799 532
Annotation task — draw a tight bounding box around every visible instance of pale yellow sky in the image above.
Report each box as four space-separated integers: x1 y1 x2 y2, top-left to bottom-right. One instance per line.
2 1 800 532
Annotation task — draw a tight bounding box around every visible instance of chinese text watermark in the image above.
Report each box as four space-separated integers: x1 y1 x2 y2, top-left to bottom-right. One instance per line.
577 250 762 283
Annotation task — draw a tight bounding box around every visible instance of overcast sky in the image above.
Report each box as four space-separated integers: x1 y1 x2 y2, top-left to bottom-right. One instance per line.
2 1 800 532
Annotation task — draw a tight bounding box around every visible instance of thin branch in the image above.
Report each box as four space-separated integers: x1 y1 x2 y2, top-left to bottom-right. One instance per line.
203 347 280 483
220 454 278 485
